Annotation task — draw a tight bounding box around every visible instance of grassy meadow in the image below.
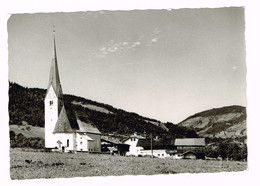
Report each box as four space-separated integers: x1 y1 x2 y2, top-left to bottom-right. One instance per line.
9 148 247 180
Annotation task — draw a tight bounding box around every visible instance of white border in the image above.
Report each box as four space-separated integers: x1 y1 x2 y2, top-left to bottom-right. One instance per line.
1 0 259 185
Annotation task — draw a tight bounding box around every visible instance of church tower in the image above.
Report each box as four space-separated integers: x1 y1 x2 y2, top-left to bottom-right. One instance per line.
44 28 64 148
44 28 101 152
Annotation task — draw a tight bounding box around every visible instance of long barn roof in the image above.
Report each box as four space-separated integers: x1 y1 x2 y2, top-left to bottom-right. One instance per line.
175 138 205 146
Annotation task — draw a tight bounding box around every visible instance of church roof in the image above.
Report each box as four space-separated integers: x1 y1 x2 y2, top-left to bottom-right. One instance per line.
53 104 101 135
53 106 75 133
76 119 101 135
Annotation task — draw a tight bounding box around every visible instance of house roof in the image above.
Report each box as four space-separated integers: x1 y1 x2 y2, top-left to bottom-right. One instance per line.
122 133 146 142
175 138 205 146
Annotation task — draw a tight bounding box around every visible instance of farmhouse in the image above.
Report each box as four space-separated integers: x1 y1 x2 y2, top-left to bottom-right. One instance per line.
174 138 206 159
123 133 145 156
45 29 101 152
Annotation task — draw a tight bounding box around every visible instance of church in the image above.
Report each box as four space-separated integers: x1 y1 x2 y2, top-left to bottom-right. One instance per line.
44 29 101 152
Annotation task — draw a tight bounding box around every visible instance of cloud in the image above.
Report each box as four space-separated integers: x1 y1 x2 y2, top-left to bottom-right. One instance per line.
98 28 162 57
98 39 142 57
140 28 162 47
151 38 158 43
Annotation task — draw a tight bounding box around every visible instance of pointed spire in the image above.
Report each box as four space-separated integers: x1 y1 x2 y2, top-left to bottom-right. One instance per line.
53 26 57 61
47 26 63 99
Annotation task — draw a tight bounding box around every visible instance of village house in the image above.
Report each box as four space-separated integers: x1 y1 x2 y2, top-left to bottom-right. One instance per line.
174 138 206 159
45 29 101 152
123 133 174 158
123 133 146 156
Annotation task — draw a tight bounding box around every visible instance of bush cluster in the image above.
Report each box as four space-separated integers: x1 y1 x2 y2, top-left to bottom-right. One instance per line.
10 131 44 149
205 137 247 161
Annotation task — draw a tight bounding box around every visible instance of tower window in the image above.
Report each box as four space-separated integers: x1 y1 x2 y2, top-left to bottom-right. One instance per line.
50 100 53 106
67 139 69 147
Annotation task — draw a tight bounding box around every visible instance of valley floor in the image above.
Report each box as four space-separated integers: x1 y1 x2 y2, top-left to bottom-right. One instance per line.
9 148 247 180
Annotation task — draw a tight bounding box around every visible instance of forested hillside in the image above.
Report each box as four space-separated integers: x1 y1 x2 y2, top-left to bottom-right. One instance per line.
8 82 195 139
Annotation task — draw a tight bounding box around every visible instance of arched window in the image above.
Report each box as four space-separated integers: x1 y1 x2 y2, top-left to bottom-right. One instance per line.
50 100 53 106
67 139 69 147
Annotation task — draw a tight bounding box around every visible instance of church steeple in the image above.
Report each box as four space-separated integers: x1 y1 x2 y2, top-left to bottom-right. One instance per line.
47 26 63 100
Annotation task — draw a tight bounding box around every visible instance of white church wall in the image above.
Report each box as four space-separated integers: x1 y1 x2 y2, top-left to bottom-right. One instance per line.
45 85 59 148
75 133 90 152
55 133 74 151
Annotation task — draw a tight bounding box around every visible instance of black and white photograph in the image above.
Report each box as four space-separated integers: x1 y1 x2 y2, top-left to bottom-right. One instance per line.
1 0 260 185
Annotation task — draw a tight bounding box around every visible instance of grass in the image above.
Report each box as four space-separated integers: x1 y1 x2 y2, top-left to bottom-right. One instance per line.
9 148 247 180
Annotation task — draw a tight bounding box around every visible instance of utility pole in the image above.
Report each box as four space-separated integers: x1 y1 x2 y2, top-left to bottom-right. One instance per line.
150 133 153 158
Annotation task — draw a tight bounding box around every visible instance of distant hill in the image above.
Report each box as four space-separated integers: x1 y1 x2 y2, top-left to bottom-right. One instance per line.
178 105 246 139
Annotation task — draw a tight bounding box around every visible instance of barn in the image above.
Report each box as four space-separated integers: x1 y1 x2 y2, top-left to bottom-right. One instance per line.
101 136 130 155
174 138 206 159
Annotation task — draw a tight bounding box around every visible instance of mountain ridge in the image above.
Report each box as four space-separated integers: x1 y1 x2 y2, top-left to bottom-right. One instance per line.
178 105 246 139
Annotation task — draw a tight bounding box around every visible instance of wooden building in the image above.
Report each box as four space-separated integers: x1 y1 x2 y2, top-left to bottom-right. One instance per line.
174 138 206 159
101 137 130 155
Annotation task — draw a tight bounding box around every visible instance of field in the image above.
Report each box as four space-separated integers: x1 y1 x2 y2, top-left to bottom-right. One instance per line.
9 148 247 180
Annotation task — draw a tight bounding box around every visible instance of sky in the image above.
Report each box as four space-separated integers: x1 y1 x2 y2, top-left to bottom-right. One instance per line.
7 7 246 123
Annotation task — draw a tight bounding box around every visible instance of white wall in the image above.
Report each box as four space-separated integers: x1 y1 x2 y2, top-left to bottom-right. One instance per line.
124 137 143 156
55 133 74 151
140 149 170 158
45 85 59 148
75 133 88 151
